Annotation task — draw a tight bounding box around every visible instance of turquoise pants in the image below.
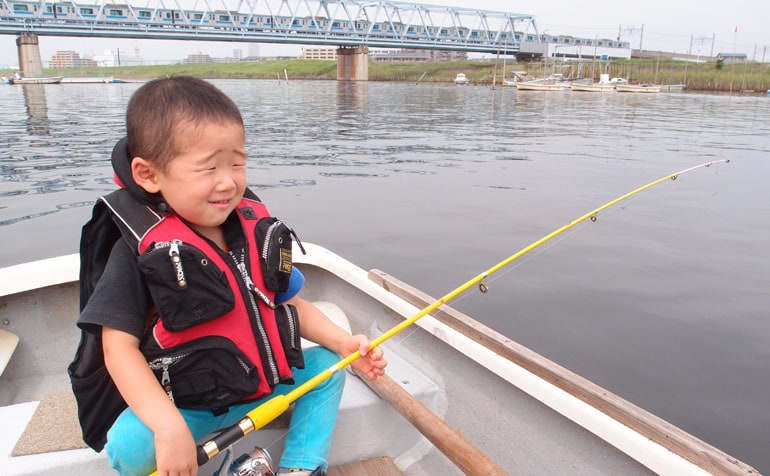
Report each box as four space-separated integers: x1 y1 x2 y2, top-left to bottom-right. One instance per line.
105 346 345 475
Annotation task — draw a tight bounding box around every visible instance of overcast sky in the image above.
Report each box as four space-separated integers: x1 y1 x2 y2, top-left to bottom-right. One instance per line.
1 0 768 67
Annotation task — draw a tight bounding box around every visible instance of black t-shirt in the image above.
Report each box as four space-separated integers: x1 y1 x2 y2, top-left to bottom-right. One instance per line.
78 239 153 339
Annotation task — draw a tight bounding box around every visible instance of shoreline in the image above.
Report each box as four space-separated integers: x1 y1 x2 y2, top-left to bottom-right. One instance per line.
7 58 768 93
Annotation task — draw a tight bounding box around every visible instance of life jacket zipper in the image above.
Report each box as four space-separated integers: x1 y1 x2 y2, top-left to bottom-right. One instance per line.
261 219 306 261
282 304 299 350
148 353 190 402
231 251 280 385
154 239 187 289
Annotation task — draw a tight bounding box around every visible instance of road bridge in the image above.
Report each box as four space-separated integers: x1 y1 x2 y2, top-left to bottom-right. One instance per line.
1 0 539 79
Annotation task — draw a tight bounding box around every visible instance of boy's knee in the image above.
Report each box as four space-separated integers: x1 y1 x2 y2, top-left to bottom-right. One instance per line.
105 410 156 475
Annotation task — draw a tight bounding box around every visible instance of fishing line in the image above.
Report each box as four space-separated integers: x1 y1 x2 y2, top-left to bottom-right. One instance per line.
148 158 728 476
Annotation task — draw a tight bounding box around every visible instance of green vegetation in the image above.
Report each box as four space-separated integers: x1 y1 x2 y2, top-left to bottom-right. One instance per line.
38 58 770 93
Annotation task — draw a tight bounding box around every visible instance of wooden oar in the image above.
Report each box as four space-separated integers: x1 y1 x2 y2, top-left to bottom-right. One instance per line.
357 372 508 476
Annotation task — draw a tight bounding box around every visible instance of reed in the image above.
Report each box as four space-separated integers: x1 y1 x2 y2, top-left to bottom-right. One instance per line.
40 58 769 93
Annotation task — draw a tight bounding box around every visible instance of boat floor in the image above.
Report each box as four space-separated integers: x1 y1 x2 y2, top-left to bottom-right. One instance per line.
330 456 402 475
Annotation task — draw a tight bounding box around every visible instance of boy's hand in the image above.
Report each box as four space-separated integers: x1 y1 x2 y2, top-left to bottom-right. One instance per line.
153 423 197 476
346 334 387 380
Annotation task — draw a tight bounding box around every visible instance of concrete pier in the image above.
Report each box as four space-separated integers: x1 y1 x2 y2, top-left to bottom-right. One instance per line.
336 46 369 81
16 33 44 78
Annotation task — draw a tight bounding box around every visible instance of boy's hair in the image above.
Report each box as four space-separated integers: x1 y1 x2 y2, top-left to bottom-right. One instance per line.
126 76 244 171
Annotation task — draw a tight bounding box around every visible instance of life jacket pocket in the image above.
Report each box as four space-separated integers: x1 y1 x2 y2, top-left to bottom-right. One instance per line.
67 331 127 451
255 218 294 292
146 335 262 410
275 303 304 369
138 239 235 331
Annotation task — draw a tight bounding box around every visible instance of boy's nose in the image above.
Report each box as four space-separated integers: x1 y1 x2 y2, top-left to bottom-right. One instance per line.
215 172 238 191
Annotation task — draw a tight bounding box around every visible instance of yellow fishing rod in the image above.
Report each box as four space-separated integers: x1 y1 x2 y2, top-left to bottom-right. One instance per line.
149 159 727 475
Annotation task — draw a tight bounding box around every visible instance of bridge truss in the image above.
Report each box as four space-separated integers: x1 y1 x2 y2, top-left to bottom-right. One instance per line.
0 0 539 54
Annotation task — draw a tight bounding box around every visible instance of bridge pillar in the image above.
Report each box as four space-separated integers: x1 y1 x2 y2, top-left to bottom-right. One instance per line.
16 33 44 78
336 46 368 81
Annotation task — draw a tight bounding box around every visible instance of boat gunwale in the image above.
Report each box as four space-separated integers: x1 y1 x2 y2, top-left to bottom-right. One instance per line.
364 268 759 476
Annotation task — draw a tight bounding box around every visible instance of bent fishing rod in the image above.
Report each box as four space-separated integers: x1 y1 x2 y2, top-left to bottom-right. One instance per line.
148 159 728 476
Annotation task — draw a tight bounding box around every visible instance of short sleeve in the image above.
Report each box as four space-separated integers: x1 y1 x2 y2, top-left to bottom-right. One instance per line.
275 266 304 304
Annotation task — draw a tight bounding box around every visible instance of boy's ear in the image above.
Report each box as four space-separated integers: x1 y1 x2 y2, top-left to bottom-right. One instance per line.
131 157 161 193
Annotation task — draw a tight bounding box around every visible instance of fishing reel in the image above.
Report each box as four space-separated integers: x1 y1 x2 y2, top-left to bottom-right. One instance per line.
213 446 275 476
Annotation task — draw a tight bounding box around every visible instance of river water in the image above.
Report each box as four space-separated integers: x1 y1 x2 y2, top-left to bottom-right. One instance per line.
1 79 769 472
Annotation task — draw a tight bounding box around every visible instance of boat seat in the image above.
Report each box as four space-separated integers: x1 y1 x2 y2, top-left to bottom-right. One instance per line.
0 329 20 377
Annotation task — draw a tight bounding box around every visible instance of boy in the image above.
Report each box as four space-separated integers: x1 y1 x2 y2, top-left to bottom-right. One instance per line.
72 76 386 476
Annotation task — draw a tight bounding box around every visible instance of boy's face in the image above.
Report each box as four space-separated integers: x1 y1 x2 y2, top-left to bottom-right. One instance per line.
153 121 247 238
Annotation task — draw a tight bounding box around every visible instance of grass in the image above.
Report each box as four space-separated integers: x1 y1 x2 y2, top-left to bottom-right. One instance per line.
19 58 770 93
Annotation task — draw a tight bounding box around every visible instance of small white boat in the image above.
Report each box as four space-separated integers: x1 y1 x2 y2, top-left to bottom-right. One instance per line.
60 77 115 84
9 76 63 85
0 243 759 475
570 82 616 92
616 84 662 93
454 73 469 85
515 81 568 91
660 84 686 91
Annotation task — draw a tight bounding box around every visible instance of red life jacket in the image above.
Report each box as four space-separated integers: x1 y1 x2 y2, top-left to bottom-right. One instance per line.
80 188 301 409
135 196 296 400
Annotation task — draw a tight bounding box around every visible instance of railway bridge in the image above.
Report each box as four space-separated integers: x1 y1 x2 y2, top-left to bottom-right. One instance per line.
0 0 540 80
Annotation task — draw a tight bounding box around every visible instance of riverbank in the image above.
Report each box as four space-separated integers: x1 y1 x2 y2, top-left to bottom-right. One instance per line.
23 58 770 93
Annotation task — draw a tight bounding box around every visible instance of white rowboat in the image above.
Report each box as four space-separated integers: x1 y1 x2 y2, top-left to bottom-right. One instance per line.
0 243 760 475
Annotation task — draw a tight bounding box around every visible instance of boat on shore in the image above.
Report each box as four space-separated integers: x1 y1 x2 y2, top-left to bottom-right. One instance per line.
515 81 568 91
660 84 686 91
616 83 662 93
9 77 63 85
569 81 616 92
60 77 116 84
8 76 63 85
0 243 761 475
454 73 469 85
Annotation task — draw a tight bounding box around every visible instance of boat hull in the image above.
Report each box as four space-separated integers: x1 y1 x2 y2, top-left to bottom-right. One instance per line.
615 84 661 93
570 82 616 92
9 77 63 85
515 82 568 91
0 245 759 475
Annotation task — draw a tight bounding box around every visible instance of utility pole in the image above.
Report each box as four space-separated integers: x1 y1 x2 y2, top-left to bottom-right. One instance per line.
689 35 713 61
618 25 644 55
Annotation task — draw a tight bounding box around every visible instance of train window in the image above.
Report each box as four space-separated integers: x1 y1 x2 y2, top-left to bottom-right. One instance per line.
109 9 122 16
80 7 94 14
138 10 150 17
13 4 30 12
192 13 203 20
219 15 229 21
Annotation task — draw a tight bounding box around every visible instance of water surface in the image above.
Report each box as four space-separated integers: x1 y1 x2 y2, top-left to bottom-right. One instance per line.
1 80 769 472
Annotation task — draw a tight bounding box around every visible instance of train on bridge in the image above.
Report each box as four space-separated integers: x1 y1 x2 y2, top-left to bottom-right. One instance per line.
2 0 632 60
2 0 524 46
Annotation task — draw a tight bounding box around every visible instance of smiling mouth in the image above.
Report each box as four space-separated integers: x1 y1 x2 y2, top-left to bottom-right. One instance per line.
211 199 232 207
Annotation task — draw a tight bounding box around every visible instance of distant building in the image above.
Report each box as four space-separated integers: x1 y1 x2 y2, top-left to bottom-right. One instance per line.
716 52 748 63
302 48 337 60
93 49 144 67
183 53 214 64
49 50 97 68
